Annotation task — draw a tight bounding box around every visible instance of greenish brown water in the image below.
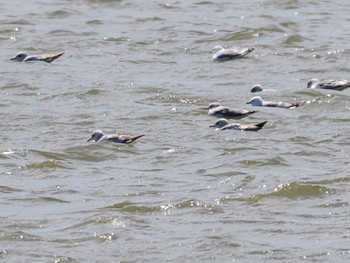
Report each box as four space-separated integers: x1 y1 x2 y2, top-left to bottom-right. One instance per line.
1 1 350 262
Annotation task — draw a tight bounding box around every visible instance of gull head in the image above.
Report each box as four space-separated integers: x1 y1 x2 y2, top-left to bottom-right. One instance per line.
247 96 263 106
209 118 230 128
207 102 222 110
212 45 224 54
307 78 319 89
250 84 264 93
11 52 28 62
87 130 104 142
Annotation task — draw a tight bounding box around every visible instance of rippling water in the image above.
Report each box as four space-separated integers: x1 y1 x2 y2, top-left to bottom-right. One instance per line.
1 0 350 262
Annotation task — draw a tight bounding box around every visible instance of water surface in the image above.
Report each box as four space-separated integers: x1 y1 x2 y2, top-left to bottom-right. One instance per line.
1 0 350 262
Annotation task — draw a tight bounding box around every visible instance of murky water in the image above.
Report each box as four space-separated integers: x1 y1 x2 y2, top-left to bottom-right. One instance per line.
1 1 350 262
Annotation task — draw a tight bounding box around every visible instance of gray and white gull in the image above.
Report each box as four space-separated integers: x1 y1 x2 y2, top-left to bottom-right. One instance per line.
307 78 350 91
87 130 144 144
207 102 257 119
210 118 267 131
246 96 303 109
212 45 254 62
11 51 64 63
250 84 276 93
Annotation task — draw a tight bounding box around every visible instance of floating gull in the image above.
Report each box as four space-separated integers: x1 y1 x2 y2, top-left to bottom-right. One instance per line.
207 102 257 119
11 51 64 63
210 118 267 131
212 45 254 62
250 84 276 93
246 96 303 109
307 78 350 91
87 130 144 144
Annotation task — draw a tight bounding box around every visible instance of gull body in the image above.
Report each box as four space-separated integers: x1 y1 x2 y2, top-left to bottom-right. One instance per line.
212 45 254 62
11 52 64 63
307 78 350 91
210 118 267 131
87 130 144 144
207 102 257 119
246 96 303 109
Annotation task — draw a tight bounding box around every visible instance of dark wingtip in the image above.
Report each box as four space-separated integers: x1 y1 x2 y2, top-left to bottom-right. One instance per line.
251 121 268 131
256 121 268 128
294 101 305 108
134 134 145 140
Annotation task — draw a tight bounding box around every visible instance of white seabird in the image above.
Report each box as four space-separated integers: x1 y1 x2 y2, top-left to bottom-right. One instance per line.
250 84 276 93
206 102 257 119
11 51 64 63
212 45 254 62
307 78 350 91
246 96 303 109
209 118 267 131
87 130 144 144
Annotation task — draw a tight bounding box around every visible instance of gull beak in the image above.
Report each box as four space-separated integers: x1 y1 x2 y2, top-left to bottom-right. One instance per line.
87 138 92 142
246 101 251 104
209 125 215 128
10 57 16 61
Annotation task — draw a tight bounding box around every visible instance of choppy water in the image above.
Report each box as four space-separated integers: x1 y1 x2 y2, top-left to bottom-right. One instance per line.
1 0 350 262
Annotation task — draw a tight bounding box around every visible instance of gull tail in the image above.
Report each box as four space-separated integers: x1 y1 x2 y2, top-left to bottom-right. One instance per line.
126 134 145 143
241 47 255 57
46 52 64 63
255 121 268 129
244 110 258 117
290 101 304 109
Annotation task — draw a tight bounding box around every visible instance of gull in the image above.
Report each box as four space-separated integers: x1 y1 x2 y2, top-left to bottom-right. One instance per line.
246 96 303 109
11 51 64 63
250 84 276 93
212 45 254 62
307 78 350 91
206 102 257 119
210 118 267 131
87 130 144 144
